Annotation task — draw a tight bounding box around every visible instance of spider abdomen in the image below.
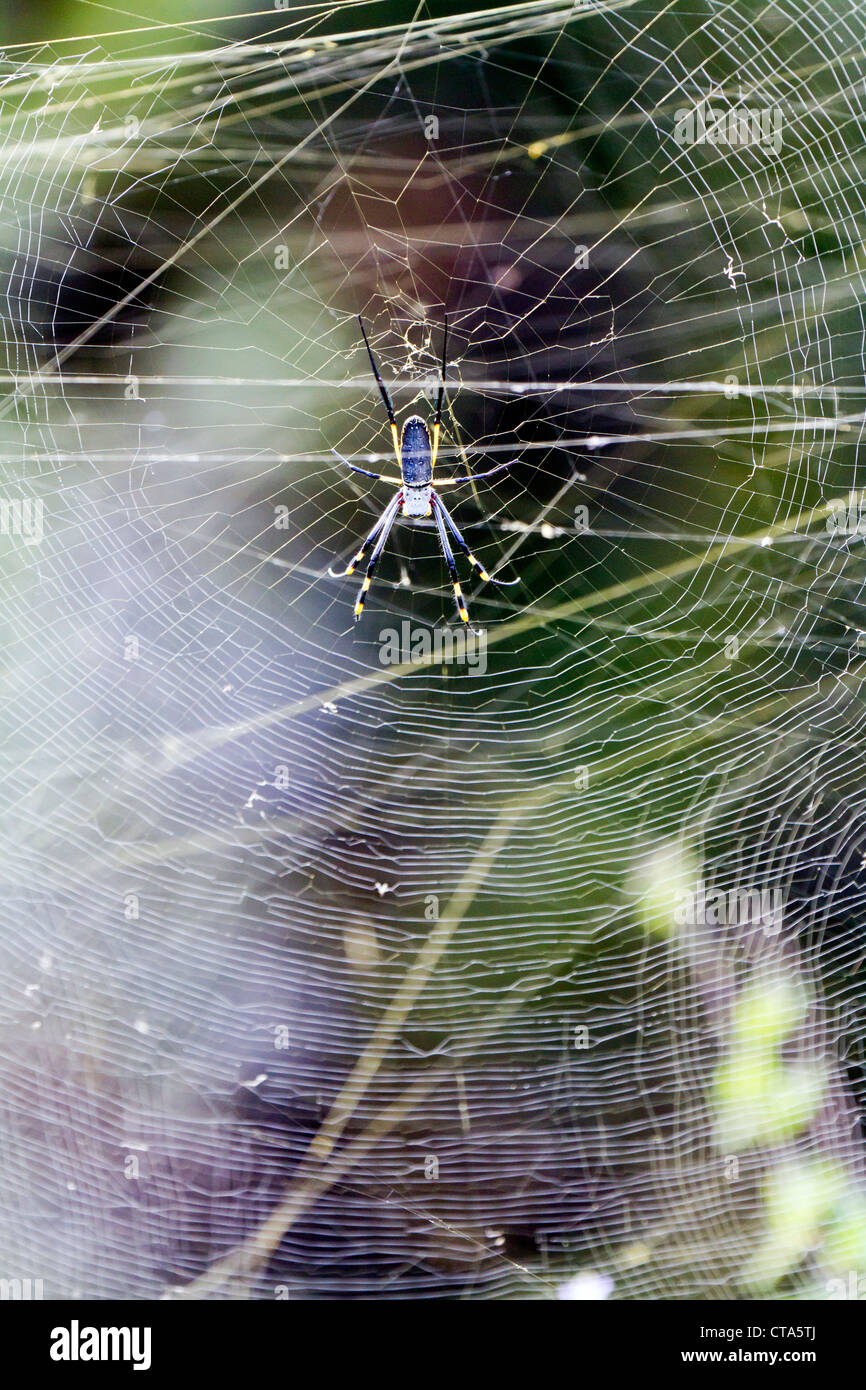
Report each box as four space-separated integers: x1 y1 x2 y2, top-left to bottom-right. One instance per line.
400 415 432 487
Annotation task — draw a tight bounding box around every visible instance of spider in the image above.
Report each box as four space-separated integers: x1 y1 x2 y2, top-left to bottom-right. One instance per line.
330 315 519 626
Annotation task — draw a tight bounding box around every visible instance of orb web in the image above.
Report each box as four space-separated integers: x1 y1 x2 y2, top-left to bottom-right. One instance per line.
0 0 865 1299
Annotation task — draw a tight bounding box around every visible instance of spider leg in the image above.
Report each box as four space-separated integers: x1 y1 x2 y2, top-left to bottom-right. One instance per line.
432 493 471 627
435 458 519 486
358 316 402 467
332 447 382 481
329 490 400 579
431 315 448 470
332 448 401 484
353 491 403 621
432 492 520 586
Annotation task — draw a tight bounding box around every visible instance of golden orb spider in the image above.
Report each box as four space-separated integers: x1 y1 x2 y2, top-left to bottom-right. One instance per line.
329 316 519 626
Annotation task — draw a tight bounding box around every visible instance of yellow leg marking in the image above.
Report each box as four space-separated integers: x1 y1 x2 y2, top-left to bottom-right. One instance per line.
453 581 469 623
467 552 491 581
390 422 401 467
354 575 372 619
346 547 365 576
431 421 441 470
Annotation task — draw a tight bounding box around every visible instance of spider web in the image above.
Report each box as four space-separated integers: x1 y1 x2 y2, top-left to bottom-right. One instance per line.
1 0 866 1299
